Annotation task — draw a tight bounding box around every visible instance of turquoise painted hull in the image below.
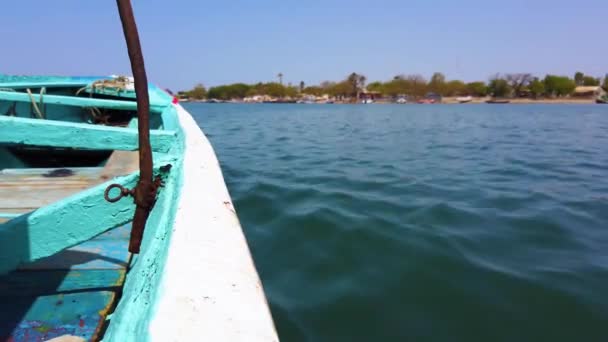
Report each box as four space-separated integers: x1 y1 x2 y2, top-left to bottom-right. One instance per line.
0 75 181 341
0 75 278 342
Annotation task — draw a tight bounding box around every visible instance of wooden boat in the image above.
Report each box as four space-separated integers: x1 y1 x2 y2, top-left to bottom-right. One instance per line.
486 99 510 104
456 96 472 103
0 2 278 341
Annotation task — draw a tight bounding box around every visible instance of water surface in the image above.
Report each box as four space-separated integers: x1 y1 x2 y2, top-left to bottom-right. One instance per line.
186 103 608 342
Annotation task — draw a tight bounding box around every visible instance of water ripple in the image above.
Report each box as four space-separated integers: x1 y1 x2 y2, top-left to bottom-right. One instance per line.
189 103 608 342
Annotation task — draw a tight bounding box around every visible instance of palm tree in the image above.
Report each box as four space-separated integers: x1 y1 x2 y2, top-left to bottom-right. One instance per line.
277 73 283 85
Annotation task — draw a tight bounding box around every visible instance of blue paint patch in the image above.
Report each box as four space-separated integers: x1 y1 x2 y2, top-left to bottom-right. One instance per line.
0 224 133 340
19 224 132 271
1 291 114 341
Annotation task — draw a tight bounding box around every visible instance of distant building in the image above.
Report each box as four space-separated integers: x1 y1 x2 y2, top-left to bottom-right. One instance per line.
358 90 382 101
573 86 606 98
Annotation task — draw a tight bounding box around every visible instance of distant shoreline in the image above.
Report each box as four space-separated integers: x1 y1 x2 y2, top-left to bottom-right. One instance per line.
180 97 601 105
439 97 597 104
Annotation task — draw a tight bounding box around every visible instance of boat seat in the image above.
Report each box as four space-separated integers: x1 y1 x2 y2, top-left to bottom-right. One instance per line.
0 150 139 223
0 149 138 339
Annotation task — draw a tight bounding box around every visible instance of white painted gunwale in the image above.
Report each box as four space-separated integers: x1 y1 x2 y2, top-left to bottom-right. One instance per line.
149 105 279 341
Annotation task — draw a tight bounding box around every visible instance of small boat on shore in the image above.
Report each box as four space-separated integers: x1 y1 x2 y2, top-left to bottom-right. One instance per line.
486 99 510 104
206 98 225 103
596 95 608 104
457 96 472 103
0 2 278 341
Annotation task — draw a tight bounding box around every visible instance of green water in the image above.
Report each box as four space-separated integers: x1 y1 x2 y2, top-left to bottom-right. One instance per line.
187 103 608 342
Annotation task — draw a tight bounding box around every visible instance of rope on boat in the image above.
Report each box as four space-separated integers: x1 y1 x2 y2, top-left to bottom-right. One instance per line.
26 88 44 119
76 77 130 97
39 87 45 117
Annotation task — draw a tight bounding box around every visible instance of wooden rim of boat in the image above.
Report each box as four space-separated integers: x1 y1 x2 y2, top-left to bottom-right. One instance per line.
148 105 279 341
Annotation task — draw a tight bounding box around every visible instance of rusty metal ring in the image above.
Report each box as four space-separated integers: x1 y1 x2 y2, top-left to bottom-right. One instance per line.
104 183 131 203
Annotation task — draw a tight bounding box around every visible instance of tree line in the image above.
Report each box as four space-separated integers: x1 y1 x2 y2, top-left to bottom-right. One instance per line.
178 71 608 100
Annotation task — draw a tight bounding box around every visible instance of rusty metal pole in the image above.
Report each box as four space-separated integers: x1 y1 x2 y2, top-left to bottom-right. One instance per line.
116 0 155 253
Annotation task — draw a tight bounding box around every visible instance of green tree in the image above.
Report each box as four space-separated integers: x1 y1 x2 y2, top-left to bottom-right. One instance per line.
488 75 512 98
544 75 576 97
267 82 286 97
320 81 336 90
407 74 428 97
380 74 428 97
207 83 251 100
603 74 608 91
466 82 488 97
582 76 600 86
573 72 599 86
346 72 367 100
285 85 299 98
328 81 352 99
574 71 584 86
185 83 207 99
505 73 532 97
382 77 408 97
444 80 466 96
366 81 384 93
428 72 446 95
528 78 545 98
303 86 324 96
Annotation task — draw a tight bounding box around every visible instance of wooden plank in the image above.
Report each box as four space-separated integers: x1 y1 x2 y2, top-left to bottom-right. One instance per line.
20 237 132 270
19 223 131 271
0 115 176 153
0 225 131 294
0 291 115 341
0 187 91 210
100 151 139 181
0 165 141 215
0 89 166 112
0 167 101 181
0 269 125 296
0 173 138 275
0 182 95 210
0 168 104 211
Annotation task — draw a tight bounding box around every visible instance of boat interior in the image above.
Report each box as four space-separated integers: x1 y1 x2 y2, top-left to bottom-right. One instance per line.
0 76 177 341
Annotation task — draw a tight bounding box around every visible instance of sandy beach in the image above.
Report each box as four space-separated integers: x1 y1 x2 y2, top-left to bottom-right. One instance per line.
439 97 597 104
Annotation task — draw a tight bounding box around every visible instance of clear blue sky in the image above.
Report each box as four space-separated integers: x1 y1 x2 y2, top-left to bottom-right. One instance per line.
2 0 607 90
